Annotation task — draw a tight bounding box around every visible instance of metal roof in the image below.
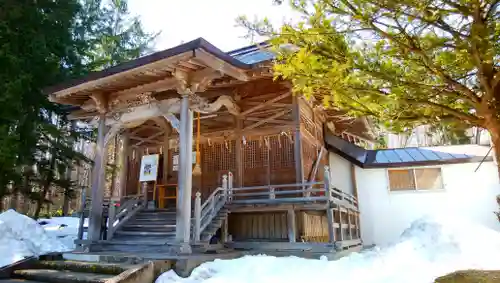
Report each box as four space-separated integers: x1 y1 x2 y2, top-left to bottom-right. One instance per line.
227 42 275 64
324 129 493 168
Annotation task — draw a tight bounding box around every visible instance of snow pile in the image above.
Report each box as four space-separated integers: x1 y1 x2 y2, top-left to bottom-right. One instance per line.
0 210 72 268
156 215 500 283
38 216 87 249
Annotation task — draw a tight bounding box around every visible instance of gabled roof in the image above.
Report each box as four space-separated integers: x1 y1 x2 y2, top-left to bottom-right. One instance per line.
46 38 250 95
324 127 493 168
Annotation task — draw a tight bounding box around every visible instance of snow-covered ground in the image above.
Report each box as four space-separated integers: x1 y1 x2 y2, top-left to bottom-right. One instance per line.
37 216 87 249
0 210 77 268
156 215 500 283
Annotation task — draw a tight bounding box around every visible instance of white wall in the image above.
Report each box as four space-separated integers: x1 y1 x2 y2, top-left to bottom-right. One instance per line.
329 152 354 195
355 161 500 246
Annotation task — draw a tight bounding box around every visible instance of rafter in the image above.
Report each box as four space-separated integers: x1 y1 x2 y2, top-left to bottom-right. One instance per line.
194 49 249 81
239 91 291 117
243 109 291 131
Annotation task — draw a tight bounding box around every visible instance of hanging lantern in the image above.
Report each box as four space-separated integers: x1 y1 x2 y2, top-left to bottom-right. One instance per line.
193 111 202 176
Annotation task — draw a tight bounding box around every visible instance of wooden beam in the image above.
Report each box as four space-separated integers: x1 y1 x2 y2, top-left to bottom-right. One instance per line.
245 117 294 125
109 77 179 106
243 102 290 108
132 131 165 147
194 49 249 81
240 91 291 117
243 109 291 131
53 51 193 98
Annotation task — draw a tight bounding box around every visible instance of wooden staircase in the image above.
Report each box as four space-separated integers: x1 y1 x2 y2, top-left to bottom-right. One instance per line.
92 204 230 253
93 209 178 253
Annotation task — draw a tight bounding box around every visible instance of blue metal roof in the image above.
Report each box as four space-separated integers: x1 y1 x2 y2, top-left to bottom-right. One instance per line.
227 42 276 64
324 130 493 168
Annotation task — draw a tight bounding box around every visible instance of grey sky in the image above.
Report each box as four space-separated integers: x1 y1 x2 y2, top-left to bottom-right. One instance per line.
128 0 299 51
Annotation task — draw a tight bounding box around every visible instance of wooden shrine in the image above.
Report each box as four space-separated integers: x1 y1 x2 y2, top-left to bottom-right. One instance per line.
46 38 372 254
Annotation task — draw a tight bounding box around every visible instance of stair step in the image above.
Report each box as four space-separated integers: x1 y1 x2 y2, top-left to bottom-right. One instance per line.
123 223 176 229
13 269 114 283
114 230 176 237
0 280 47 283
32 260 134 275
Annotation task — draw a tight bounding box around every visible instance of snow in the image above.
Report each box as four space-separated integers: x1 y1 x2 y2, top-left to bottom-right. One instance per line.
156 215 500 283
37 216 87 249
0 210 73 268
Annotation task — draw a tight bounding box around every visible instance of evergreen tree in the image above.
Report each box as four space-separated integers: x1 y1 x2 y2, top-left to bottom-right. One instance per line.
0 0 84 209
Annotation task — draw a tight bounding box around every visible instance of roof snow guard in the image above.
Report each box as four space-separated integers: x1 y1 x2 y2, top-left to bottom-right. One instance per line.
324 128 493 168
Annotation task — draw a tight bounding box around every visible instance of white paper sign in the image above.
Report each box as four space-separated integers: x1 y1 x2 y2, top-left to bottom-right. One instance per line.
172 152 197 171
139 154 160 182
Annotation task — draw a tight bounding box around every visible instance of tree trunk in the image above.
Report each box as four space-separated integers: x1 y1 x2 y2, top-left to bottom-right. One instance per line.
487 127 500 181
34 184 50 219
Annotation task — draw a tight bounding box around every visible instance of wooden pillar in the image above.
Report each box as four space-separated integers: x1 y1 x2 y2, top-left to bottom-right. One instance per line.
163 128 170 184
176 94 193 251
292 95 304 184
235 118 243 187
88 113 107 241
287 208 297 243
325 166 335 243
118 133 129 199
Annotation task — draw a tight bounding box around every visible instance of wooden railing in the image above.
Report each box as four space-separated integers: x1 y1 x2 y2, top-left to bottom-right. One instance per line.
106 194 145 240
192 173 231 242
75 191 145 243
223 166 361 247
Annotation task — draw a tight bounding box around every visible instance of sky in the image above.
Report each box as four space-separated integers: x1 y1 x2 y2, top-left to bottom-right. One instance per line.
127 0 300 52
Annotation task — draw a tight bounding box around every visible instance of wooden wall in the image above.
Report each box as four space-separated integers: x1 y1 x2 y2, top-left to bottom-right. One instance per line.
228 212 289 241
228 210 334 243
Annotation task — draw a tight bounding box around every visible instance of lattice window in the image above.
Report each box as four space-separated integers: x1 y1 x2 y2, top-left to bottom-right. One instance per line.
244 140 267 169
300 116 317 139
269 135 294 169
201 140 236 172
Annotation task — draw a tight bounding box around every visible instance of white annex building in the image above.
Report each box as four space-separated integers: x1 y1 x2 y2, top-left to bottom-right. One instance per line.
325 132 500 246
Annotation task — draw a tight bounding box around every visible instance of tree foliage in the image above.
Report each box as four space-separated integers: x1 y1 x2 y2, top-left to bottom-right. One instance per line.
78 0 159 71
239 0 500 155
0 0 156 213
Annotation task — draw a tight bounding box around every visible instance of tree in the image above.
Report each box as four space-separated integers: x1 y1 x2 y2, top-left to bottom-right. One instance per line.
78 0 159 71
238 0 500 173
31 113 89 219
0 0 85 209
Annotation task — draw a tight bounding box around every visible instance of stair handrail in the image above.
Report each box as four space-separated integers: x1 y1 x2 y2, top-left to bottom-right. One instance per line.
193 173 230 242
107 194 145 240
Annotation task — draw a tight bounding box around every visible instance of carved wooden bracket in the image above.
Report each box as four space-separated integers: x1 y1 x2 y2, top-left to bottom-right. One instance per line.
90 93 108 114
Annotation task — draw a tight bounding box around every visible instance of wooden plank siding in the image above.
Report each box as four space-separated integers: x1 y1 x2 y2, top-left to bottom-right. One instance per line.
229 212 289 241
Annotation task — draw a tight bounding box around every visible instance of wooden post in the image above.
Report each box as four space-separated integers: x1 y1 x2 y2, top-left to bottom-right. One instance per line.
227 172 233 203
163 127 170 184
194 192 201 242
292 95 304 184
324 166 335 243
235 117 243 188
176 94 193 248
287 208 297 243
222 174 228 201
77 187 86 241
141 182 148 206
107 200 117 240
119 133 129 199
88 113 107 241
221 219 229 243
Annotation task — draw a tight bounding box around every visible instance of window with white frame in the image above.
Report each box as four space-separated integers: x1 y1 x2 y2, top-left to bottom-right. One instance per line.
388 168 443 191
